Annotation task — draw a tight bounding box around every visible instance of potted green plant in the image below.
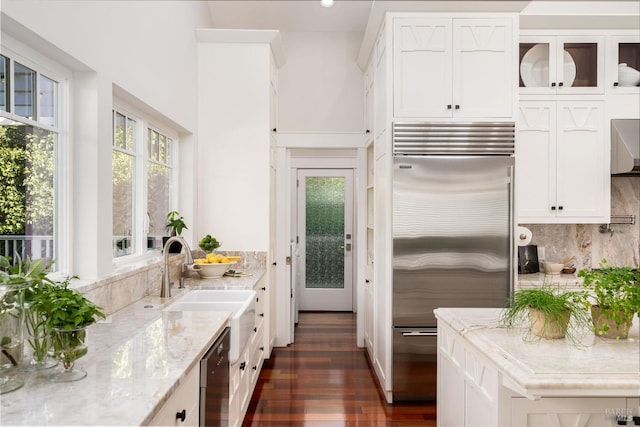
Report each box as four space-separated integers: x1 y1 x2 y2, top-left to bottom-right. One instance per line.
1 256 59 371
164 210 188 253
501 284 589 342
578 259 640 339
35 277 105 382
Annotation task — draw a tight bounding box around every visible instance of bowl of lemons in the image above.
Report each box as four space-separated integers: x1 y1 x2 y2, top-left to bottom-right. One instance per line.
193 253 241 278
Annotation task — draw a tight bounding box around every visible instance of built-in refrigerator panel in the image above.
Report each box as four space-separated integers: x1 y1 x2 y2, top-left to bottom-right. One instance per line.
392 155 514 327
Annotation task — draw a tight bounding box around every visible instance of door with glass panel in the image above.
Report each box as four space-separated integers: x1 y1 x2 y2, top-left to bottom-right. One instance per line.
296 169 354 311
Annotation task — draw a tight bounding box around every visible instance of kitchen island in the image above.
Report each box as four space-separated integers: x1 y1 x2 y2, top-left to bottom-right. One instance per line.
0 269 265 426
435 308 640 427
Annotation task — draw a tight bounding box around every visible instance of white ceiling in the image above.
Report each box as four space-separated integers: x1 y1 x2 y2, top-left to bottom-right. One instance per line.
206 1 374 33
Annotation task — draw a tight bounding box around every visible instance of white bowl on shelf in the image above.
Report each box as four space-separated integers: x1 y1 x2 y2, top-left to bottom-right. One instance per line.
543 262 564 275
618 63 640 87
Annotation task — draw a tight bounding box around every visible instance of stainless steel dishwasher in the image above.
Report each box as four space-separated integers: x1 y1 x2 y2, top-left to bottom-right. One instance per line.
200 327 230 426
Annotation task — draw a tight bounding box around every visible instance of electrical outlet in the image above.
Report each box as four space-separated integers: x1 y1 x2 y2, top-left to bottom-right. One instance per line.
537 246 545 263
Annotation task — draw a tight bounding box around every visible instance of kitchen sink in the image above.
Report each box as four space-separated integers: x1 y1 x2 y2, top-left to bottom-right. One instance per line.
164 290 256 364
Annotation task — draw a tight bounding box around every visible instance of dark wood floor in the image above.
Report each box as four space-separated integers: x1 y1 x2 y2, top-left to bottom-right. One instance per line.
242 312 437 427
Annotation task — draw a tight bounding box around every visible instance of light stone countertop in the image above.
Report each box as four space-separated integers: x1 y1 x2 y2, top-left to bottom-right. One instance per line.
0 269 265 426
435 308 640 399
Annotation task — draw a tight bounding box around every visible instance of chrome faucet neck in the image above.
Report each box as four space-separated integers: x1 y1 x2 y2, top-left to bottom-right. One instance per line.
161 236 194 298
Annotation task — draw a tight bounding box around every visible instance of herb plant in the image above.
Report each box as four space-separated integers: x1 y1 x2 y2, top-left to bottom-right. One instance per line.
578 259 640 338
502 284 589 343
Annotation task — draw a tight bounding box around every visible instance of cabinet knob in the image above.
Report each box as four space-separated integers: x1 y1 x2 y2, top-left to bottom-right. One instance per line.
614 82 620 87
253 365 258 371
259 313 265 317
260 346 265 351
272 128 277 132
447 104 452 110
551 206 556 211
558 206 563 211
551 82 557 87
454 104 460 110
261 287 266 291
176 409 186 422
366 129 371 134
240 361 246 371
558 82 564 87
365 279 370 283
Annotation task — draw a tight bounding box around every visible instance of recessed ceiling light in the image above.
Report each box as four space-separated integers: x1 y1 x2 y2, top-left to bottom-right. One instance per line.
320 0 334 8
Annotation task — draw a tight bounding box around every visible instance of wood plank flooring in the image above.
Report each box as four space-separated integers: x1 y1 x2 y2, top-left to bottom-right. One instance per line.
242 312 437 427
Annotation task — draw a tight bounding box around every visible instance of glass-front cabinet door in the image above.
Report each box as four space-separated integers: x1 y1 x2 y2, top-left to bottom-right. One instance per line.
520 34 604 95
608 34 640 93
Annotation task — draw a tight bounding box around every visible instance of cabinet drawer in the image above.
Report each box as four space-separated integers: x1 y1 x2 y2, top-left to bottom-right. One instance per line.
149 365 199 427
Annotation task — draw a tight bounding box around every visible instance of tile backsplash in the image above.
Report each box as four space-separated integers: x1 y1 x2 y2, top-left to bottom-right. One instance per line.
522 176 640 270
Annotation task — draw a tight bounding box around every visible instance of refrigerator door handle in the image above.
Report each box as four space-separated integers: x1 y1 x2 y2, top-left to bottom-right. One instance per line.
401 330 438 337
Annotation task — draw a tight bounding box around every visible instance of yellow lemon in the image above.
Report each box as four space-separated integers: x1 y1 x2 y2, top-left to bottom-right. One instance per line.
220 256 230 263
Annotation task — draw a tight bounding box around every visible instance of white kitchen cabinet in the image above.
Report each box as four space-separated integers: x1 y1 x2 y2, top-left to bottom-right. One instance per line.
149 363 200 427
516 100 608 223
228 275 269 427
393 16 515 119
519 33 604 95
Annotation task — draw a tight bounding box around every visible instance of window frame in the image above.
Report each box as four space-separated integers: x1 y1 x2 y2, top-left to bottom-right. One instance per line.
112 100 179 265
0 40 70 274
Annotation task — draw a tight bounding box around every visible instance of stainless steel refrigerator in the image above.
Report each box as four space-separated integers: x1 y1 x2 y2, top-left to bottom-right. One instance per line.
391 122 515 402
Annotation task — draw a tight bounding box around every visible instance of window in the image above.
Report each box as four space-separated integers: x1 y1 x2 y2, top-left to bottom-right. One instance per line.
146 128 173 250
112 105 176 258
0 53 60 266
112 111 137 257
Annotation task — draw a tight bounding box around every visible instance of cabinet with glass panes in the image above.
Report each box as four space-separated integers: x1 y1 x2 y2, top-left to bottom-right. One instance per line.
608 34 640 94
519 33 604 96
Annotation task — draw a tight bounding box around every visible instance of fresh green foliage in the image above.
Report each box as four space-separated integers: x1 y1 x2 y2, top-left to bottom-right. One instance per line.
198 234 220 252
165 210 188 236
578 259 640 335
501 284 589 343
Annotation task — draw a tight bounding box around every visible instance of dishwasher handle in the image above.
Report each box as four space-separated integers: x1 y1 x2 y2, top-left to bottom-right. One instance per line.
401 329 437 337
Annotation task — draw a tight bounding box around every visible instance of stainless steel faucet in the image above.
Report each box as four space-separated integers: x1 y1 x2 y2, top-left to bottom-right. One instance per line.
161 236 195 298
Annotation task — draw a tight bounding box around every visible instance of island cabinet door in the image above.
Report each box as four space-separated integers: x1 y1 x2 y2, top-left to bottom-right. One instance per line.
511 397 627 427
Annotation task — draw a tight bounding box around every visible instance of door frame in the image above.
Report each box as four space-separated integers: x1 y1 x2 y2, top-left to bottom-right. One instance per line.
295 168 355 312
273 147 364 346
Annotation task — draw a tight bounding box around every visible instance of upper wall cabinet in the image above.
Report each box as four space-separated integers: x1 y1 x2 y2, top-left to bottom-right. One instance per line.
519 34 604 95
393 17 515 120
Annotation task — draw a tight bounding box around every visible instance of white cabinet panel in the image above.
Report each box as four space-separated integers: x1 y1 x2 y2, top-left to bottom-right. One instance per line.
454 19 513 118
511 397 624 427
394 17 514 119
393 18 452 118
516 100 607 223
149 365 200 427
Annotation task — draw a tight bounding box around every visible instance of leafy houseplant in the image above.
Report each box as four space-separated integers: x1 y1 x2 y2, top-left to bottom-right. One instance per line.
165 210 187 236
1 256 58 370
164 211 188 253
39 278 105 382
578 259 640 339
501 284 589 342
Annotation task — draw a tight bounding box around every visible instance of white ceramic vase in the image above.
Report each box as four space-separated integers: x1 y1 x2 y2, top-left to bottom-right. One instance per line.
618 63 640 87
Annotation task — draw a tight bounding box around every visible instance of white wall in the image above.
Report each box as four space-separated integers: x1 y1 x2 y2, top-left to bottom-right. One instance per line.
278 31 365 132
